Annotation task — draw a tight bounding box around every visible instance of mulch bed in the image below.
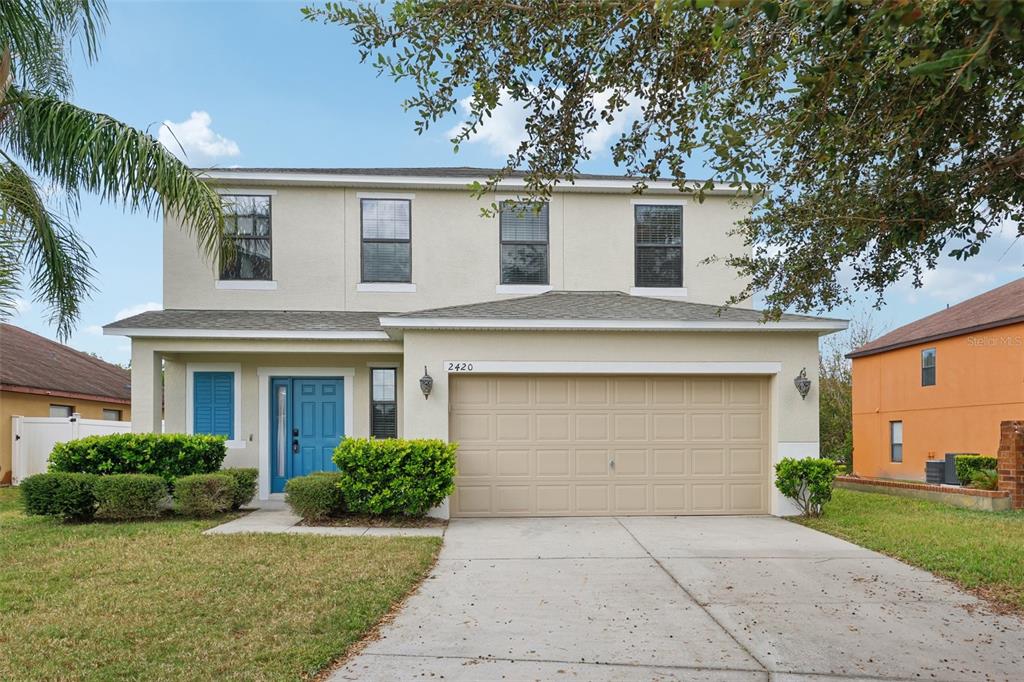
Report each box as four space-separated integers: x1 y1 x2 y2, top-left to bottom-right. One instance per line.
298 514 447 528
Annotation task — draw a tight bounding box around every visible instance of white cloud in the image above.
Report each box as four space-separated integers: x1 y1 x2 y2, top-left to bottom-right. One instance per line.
447 89 642 159
114 302 162 321
12 297 31 315
84 324 104 336
159 111 240 163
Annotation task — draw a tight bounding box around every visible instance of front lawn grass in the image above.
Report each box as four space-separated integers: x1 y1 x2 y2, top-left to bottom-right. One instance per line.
0 487 440 681
797 488 1024 614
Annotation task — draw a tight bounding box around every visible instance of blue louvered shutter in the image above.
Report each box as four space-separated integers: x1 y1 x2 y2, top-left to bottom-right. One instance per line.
194 371 234 439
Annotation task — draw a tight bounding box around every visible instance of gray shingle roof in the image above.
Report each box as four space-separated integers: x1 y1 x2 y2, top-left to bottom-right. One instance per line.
104 309 389 333
197 166 712 184
388 291 843 324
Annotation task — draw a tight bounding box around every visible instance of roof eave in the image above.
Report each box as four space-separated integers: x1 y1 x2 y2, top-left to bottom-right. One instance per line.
199 170 749 196
847 315 1024 359
379 317 848 334
103 327 390 340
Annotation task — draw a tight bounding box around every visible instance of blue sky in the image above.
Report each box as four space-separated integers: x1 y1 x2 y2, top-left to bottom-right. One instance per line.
9 0 1023 364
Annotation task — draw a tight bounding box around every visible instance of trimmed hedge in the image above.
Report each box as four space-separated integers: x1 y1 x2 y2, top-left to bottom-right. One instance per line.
173 473 234 517
94 474 168 520
333 438 457 516
285 472 346 521
222 468 258 510
21 472 99 522
49 433 227 482
955 455 998 486
775 457 837 518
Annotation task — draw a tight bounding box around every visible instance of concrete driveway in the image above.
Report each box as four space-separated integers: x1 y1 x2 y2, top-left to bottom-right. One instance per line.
332 516 1024 681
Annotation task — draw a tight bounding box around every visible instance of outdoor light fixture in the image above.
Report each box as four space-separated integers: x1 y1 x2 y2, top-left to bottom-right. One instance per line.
419 366 434 399
794 367 811 400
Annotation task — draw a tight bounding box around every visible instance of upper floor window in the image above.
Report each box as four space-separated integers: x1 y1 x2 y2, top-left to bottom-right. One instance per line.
634 204 683 288
500 201 549 285
889 421 903 463
220 195 272 280
370 368 398 438
921 348 936 386
361 199 411 283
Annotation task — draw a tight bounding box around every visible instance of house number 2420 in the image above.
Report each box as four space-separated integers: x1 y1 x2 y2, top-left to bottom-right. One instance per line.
446 362 475 372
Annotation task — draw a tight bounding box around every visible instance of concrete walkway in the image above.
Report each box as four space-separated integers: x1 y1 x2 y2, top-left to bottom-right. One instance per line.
203 508 445 537
332 516 1024 681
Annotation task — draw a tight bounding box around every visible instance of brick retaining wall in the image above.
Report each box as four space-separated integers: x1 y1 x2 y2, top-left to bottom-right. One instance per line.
997 420 1024 510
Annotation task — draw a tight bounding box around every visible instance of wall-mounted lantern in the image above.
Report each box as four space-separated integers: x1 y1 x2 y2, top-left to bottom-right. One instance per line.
419 366 434 399
794 367 811 400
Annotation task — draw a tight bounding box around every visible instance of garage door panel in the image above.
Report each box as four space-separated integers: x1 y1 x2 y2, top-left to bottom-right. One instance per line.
536 413 571 440
536 449 570 476
450 375 769 517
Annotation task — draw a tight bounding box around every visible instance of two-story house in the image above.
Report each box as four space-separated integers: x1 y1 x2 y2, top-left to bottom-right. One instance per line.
104 167 845 517
849 277 1024 480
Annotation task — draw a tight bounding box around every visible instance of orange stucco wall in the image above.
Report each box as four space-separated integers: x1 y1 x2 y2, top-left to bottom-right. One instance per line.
851 322 1024 480
0 391 131 485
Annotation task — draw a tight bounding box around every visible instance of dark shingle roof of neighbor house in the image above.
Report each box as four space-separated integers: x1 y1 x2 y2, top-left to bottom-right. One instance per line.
385 291 844 326
0 323 131 402
196 166 710 184
849 277 1024 358
104 309 389 333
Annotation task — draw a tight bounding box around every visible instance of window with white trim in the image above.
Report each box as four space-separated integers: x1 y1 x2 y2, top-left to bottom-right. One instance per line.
361 199 411 283
634 204 683 287
921 348 936 386
500 201 549 285
890 421 903 463
220 195 272 281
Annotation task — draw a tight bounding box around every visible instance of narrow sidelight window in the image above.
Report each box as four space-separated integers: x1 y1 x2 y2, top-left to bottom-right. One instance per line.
361 199 411 282
220 195 272 280
921 348 936 386
370 368 398 438
500 201 549 285
890 421 903 463
634 204 683 287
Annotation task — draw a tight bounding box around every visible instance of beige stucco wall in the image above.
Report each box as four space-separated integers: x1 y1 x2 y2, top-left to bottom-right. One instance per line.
128 329 822 515
164 186 753 312
1 390 130 484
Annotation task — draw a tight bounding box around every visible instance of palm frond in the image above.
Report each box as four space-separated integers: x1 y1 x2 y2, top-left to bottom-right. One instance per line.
0 0 107 96
0 158 94 339
5 89 225 258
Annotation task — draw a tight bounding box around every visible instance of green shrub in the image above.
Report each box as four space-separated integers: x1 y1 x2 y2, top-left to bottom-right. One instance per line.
774 457 837 518
173 473 234 517
49 433 227 483
20 472 99 522
954 455 997 486
968 468 999 491
285 472 346 521
93 474 168 520
333 438 457 516
222 468 258 510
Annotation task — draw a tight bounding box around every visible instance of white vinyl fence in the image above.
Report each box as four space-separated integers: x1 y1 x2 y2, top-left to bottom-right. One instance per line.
11 414 131 484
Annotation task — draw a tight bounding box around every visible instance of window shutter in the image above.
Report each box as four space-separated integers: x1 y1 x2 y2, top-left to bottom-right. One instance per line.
194 371 234 439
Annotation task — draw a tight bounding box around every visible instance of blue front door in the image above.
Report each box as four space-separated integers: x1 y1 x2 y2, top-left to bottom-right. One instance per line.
270 377 344 493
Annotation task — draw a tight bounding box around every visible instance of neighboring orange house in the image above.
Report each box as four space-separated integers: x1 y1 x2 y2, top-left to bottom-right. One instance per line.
0 324 132 484
849 278 1024 481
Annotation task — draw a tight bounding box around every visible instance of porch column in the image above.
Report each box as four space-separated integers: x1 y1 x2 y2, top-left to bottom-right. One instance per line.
130 341 163 434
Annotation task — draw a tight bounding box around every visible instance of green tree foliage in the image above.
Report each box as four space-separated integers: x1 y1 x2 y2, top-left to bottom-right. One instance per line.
307 0 1024 315
0 0 225 337
819 316 875 469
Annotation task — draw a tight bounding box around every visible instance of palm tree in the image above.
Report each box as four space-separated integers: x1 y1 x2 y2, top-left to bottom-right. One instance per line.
0 0 224 338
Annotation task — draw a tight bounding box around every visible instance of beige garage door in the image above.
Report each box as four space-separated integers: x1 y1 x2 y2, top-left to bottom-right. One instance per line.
449 375 770 517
